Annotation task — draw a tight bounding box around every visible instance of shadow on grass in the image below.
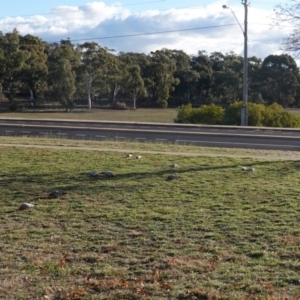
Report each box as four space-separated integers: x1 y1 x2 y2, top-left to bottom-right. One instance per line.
0 160 284 197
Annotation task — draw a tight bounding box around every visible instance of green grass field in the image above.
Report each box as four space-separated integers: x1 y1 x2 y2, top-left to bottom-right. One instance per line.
0 108 178 123
1 141 300 299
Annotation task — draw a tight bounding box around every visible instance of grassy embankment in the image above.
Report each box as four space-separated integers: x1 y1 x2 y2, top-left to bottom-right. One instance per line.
0 108 178 123
1 138 300 299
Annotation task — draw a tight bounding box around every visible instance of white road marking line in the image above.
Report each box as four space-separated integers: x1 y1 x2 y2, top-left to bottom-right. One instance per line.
115 136 126 139
135 138 146 140
4 130 14 133
95 135 106 138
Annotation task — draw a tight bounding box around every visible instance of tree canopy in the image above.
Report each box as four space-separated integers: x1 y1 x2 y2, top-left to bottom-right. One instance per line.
0 29 299 110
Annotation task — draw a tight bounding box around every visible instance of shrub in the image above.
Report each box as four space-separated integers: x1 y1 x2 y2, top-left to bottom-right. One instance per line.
222 101 242 125
247 103 265 126
191 104 224 125
175 101 300 127
280 111 300 127
175 103 224 124
174 103 194 123
113 102 129 110
158 99 168 108
261 103 300 127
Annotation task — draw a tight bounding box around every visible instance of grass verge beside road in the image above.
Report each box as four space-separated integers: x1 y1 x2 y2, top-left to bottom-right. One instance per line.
1 139 300 299
0 108 178 123
0 135 300 160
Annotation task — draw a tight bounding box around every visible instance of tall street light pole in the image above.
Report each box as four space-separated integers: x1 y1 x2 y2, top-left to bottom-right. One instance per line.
223 1 249 126
242 0 249 126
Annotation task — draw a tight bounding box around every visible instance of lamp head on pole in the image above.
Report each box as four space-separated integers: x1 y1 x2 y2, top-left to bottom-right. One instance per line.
222 5 229 9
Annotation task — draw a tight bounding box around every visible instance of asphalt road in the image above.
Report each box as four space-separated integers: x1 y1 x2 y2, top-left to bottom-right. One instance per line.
0 118 300 151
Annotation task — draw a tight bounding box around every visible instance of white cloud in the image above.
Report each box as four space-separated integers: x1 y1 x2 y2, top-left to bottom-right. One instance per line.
0 1 294 60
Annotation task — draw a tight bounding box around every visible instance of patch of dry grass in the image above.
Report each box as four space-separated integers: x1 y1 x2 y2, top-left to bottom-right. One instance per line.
0 108 177 123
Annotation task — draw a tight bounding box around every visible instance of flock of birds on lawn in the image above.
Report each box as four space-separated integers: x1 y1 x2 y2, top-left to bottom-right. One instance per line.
17 154 255 211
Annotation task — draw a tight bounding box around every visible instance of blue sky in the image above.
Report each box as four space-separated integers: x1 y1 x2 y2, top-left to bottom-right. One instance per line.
0 0 292 60
0 0 281 17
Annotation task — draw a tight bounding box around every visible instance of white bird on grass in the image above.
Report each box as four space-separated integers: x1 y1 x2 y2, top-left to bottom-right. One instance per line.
136 156 142 159
170 163 178 168
18 203 34 211
127 154 133 158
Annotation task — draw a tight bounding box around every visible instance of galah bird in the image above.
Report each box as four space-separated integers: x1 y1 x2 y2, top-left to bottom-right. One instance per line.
48 190 65 198
166 174 178 181
88 171 99 178
18 203 34 211
101 171 116 177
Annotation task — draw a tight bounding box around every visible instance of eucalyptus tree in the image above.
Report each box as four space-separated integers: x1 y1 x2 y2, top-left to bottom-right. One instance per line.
46 39 81 69
247 56 263 103
210 52 243 104
77 42 119 109
148 48 179 107
259 54 300 107
50 58 76 111
119 51 154 105
0 29 29 101
46 39 80 106
275 1 300 55
124 64 147 110
169 50 200 105
18 34 48 105
190 51 213 104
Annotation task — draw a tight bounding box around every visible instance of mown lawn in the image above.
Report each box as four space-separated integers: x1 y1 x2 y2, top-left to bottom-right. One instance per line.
1 146 300 299
0 108 177 123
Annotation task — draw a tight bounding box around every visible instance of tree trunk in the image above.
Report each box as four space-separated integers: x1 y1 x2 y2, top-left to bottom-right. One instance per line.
29 88 35 107
133 96 136 110
87 76 93 110
8 80 14 101
87 93 92 110
113 83 120 104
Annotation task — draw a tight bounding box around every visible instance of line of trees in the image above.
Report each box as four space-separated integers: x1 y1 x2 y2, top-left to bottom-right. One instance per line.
1 29 300 111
